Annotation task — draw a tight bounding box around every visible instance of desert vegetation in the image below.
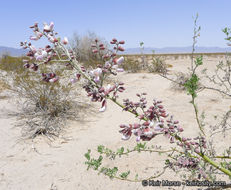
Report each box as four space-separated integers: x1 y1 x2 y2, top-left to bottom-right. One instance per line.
1 14 231 190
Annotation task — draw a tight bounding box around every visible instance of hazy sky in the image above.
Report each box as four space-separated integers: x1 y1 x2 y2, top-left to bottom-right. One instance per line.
0 0 231 48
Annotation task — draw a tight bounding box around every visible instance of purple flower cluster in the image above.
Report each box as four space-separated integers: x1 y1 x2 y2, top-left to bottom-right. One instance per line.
20 22 72 84
119 95 184 142
176 156 199 169
42 73 59 83
83 82 125 112
177 136 207 154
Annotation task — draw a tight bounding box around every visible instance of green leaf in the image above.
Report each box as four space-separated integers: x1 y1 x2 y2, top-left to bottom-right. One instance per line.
97 145 104 153
195 56 203 66
135 173 139 181
84 149 91 160
120 171 130 179
117 147 125 155
184 74 199 98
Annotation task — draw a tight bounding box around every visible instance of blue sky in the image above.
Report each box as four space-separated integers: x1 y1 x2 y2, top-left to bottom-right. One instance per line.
0 0 231 48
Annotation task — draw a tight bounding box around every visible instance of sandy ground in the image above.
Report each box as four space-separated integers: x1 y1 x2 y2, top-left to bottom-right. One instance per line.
0 55 231 190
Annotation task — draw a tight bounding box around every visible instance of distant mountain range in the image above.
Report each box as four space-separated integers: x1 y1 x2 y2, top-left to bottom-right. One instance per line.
1 45 231 57
123 46 231 54
0 46 26 57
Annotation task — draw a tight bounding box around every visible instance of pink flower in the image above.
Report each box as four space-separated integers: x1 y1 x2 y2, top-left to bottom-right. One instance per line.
116 56 125 65
92 49 98 53
35 55 43 61
47 34 58 43
70 78 77 84
122 135 131 140
113 56 124 65
49 77 59 83
43 22 54 32
34 49 47 61
116 68 124 72
35 31 43 38
104 84 116 95
62 37 68 45
104 61 111 67
90 68 102 83
154 122 163 131
30 45 37 53
75 73 81 80
119 124 132 140
30 36 39 41
99 99 107 112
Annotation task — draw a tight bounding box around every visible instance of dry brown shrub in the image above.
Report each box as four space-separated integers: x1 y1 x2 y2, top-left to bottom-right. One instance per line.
0 55 87 139
121 57 142 73
70 32 107 68
147 56 168 75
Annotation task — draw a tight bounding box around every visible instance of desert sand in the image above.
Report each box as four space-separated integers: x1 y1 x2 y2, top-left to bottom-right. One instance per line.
0 55 231 190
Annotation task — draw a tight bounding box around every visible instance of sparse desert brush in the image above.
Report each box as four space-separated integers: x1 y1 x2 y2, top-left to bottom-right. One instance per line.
0 79 10 93
0 55 82 138
121 57 142 73
70 32 107 68
174 54 179 60
9 66 80 138
0 55 25 73
147 55 168 75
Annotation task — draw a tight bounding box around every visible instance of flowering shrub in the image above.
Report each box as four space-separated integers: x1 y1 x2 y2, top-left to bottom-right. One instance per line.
20 19 231 188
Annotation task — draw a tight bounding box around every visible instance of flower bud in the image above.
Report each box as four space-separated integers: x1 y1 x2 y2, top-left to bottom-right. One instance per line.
112 38 117 42
23 63 30 68
194 148 200 154
92 49 98 53
103 55 109 59
119 40 125 44
177 126 184 132
30 36 39 41
118 46 125 51
143 121 150 126
182 137 187 142
75 73 81 80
